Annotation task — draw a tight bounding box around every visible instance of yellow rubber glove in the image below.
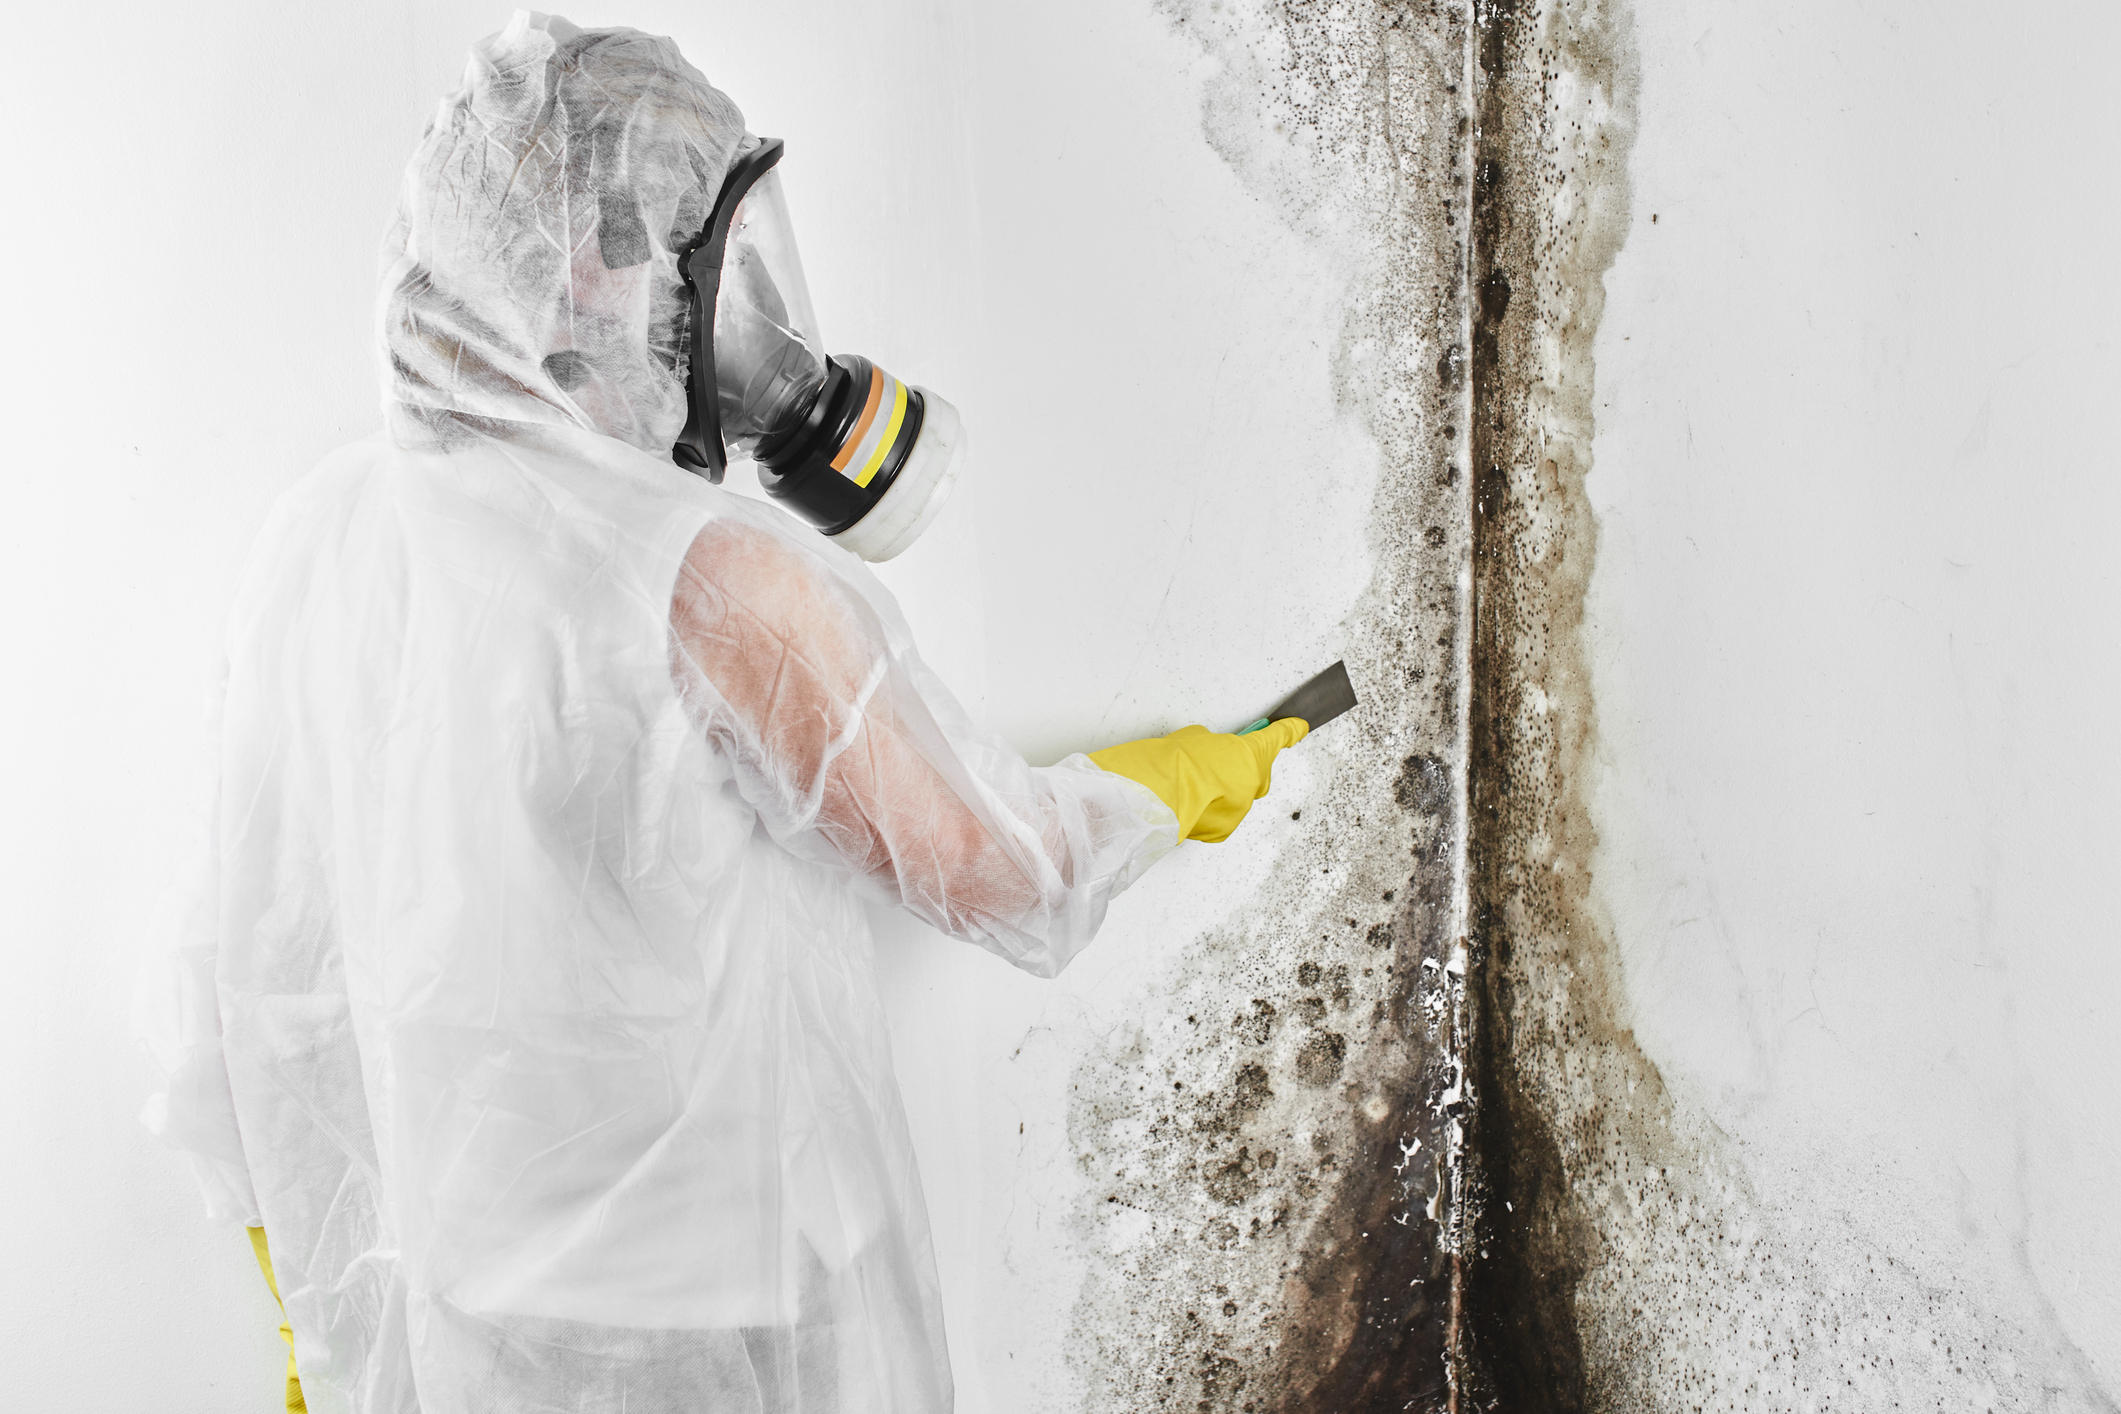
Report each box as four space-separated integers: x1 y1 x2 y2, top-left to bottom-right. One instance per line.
1089 718 1309 843
246 1228 309 1413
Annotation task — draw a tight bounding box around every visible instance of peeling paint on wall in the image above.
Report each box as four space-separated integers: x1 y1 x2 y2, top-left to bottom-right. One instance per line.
1060 2 1477 1410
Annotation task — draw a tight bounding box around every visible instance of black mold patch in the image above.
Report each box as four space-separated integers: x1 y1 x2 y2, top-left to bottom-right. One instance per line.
1394 753 1449 817
1062 0 1475 1409
1060 3 2121 1411
1291 1031 1348 1088
1457 0 1640 1406
1456 2 2119 1410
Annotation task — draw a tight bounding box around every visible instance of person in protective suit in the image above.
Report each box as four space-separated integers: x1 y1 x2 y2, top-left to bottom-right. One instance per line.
137 14 1305 1413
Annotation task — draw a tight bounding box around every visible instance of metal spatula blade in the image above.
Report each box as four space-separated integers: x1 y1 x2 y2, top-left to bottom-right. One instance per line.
1237 660 1359 734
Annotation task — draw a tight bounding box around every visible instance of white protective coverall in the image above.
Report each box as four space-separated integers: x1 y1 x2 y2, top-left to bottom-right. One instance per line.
135 14 1179 1413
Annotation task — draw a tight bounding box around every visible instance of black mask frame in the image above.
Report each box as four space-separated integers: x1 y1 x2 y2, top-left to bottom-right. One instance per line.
672 137 787 482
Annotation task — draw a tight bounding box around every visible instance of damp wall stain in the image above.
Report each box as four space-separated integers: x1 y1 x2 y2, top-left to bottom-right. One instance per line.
1036 0 2121 1406
1459 0 1637 1405
1458 3 2119 1412
1061 2 1476 1410
1057 1 2120 1410
1053 0 2108 1409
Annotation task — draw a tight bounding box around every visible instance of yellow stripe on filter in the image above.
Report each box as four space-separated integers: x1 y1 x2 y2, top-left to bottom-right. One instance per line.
852 375 910 488
829 367 885 473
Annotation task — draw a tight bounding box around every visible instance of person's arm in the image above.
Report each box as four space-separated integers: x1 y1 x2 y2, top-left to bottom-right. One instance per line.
669 516 1176 975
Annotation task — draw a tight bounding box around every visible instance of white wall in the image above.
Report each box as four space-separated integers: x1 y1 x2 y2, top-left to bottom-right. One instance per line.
0 4 1372 1409
23 1 2107 1408
1589 0 2120 1395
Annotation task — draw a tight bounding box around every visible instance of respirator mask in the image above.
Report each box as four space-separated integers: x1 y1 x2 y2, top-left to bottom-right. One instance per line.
673 137 966 562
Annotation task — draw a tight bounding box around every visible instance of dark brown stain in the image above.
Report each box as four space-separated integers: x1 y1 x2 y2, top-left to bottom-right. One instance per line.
1062 2 1476 1408
1079 3 2121 1410
1455 0 1644 1408
1460 0 1592 1407
1394 753 1450 817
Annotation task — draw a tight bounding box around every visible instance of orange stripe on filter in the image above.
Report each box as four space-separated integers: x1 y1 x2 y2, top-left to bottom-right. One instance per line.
853 378 909 488
831 368 887 472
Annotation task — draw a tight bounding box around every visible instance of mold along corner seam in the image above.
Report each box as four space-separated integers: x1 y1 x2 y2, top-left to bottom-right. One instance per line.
1059 1 1485 1410
1442 0 1482 1403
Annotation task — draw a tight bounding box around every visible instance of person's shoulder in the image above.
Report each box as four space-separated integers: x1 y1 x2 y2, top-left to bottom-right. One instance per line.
677 509 833 621
678 491 927 658
262 434 397 531
239 434 473 598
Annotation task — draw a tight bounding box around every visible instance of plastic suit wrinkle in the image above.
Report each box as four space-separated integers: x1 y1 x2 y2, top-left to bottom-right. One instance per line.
670 520 1045 939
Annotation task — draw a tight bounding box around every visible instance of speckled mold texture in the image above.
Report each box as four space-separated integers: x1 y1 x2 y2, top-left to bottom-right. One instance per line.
1061 2 1476 1410
1058 1 2121 1410
1462 4 2118 1413
1459 0 1638 1404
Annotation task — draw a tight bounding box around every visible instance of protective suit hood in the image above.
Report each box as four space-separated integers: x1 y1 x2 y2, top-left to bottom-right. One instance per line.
379 12 744 453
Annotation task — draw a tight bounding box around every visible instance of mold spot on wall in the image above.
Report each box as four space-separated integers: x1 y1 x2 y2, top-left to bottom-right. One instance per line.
1291 1031 1347 1088
1455 3 2117 1411
1233 1000 1278 1046
1036 0 2121 1404
1394 754 1449 817
1060 0 1475 1409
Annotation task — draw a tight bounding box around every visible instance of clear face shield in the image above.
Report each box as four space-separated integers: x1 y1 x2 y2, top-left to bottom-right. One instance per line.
674 138 966 562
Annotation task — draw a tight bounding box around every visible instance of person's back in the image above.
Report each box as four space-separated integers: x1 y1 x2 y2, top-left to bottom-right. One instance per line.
137 15 1302 1412
193 421 968 1409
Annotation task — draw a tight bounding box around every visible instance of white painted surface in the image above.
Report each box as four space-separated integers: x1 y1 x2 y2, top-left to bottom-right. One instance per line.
34 0 2109 1406
0 3 1368 1409
1590 0 2120 1393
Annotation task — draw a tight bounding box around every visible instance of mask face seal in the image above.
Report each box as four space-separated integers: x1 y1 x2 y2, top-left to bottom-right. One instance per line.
675 138 965 562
